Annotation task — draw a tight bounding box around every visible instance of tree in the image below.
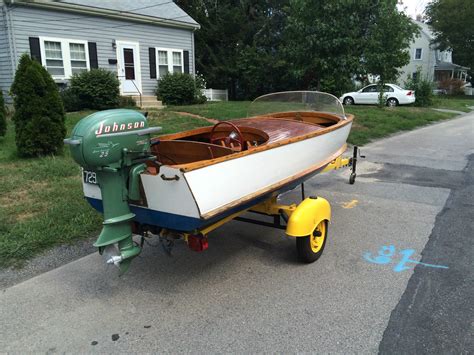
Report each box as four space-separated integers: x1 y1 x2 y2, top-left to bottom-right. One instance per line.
0 90 6 137
285 0 418 97
10 54 66 157
177 0 419 98
363 0 419 105
175 0 291 99
425 0 474 85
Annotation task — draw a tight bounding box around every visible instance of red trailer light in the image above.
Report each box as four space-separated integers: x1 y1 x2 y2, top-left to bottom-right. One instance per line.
187 234 209 252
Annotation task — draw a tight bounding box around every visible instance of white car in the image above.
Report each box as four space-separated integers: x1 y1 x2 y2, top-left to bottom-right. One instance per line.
340 84 415 107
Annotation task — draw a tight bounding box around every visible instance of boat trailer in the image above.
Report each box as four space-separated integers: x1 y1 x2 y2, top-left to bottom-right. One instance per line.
145 148 363 264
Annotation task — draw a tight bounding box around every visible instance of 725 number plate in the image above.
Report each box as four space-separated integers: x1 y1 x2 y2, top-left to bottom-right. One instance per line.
83 170 97 185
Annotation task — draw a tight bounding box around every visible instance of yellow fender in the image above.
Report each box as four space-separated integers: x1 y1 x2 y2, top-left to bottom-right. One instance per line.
285 196 331 237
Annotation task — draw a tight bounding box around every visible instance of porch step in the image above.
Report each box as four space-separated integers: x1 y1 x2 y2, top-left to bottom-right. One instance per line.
130 95 164 109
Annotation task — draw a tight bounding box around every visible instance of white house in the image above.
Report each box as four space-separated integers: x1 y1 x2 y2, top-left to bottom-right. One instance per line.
398 20 469 86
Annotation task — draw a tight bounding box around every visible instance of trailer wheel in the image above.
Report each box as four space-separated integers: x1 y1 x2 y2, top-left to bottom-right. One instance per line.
296 220 328 263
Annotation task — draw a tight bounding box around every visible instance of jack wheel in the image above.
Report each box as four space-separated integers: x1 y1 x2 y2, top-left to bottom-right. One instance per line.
349 173 356 184
296 220 328 263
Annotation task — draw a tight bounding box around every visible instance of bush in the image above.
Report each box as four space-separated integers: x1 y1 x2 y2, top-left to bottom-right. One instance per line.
156 72 207 105
438 78 465 96
60 87 82 112
10 54 66 157
0 90 6 137
404 72 434 107
69 69 120 110
118 96 137 108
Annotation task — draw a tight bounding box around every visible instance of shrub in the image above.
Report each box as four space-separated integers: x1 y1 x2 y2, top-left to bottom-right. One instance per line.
0 90 6 137
156 72 207 105
438 78 465 96
69 69 120 109
118 95 137 108
60 87 82 112
404 71 434 107
10 54 66 157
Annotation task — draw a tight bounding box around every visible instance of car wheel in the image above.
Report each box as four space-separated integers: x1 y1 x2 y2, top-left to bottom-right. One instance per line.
343 97 354 105
386 98 398 107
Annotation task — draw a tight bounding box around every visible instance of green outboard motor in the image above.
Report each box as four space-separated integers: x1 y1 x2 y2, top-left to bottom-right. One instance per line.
65 109 161 273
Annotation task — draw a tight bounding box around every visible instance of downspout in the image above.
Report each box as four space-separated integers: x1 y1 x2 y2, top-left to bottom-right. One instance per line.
191 28 196 75
4 1 18 81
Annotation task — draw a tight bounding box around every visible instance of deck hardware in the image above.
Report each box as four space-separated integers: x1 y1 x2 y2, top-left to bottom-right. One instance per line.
160 174 180 181
301 183 305 200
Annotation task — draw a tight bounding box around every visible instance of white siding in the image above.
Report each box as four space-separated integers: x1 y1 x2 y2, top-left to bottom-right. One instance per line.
7 5 195 96
398 24 436 84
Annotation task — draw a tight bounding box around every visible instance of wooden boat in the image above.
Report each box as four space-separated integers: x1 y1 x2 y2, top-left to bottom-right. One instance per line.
83 91 353 233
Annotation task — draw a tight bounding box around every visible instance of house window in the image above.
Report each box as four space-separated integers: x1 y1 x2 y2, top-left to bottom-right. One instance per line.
40 37 89 79
44 41 64 76
414 48 422 60
69 43 87 74
156 48 184 77
158 50 169 77
172 51 182 73
412 72 418 80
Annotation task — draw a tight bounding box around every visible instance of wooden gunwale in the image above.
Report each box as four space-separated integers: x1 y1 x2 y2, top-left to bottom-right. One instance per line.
150 112 353 173
200 144 348 220
181 113 353 172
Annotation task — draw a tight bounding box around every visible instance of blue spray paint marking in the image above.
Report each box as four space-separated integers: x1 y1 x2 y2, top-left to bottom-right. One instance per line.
364 245 449 272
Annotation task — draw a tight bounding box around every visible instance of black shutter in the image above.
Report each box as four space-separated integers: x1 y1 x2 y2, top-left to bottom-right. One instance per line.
88 42 98 69
183 50 190 74
29 37 41 63
149 48 156 79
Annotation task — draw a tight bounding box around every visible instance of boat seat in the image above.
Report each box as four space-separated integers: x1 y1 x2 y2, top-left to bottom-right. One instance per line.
151 140 234 165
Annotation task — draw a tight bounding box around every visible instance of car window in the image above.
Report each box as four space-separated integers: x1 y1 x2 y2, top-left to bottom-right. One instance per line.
391 84 403 90
362 85 376 93
383 85 394 92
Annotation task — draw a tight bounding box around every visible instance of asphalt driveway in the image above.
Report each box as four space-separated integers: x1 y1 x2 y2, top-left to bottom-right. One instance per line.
1 112 473 353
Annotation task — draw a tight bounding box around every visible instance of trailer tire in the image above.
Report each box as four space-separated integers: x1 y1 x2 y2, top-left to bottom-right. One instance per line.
296 220 328 263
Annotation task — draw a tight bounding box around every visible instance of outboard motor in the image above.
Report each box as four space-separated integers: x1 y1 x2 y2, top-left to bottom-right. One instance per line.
64 109 161 273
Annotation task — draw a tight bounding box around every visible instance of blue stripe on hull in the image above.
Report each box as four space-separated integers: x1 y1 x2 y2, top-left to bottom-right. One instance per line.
86 165 326 232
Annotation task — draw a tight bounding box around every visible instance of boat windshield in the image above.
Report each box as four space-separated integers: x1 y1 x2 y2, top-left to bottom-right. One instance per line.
247 91 346 119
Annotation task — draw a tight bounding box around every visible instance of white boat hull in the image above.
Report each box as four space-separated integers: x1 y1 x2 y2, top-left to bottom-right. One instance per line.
84 122 352 232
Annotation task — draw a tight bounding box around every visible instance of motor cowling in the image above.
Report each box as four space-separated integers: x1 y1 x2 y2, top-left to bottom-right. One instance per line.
66 109 156 169
65 109 161 274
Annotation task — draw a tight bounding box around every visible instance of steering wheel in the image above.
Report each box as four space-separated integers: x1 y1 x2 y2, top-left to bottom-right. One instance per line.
209 121 245 151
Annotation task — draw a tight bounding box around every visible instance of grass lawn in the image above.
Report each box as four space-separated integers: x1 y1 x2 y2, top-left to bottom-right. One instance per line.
344 106 457 145
0 110 210 268
167 101 461 145
432 95 474 113
167 101 251 120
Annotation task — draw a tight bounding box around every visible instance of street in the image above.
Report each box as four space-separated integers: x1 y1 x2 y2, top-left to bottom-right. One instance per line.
1 112 473 353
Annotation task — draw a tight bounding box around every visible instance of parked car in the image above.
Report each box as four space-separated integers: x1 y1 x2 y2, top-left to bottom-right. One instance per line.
340 84 415 107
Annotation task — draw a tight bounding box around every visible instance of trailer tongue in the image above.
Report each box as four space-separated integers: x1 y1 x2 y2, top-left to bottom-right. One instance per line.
64 109 161 273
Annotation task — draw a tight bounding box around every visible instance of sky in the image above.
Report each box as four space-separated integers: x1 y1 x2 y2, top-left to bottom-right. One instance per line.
398 0 432 19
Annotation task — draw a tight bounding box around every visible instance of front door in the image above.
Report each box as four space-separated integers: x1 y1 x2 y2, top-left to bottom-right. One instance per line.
116 41 141 95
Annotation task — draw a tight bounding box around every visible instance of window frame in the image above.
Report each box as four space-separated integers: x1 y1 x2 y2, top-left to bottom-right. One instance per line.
156 47 184 78
414 48 423 60
39 37 90 79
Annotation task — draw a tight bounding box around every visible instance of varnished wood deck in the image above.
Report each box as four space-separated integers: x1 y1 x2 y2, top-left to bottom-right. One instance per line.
232 118 324 144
